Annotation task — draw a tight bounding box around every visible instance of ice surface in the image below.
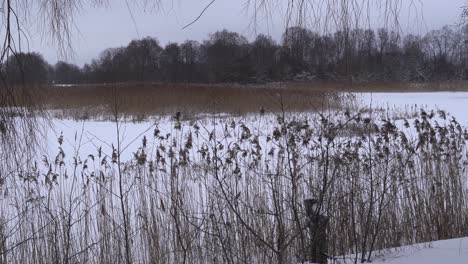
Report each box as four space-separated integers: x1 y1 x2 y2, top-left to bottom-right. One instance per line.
359 92 468 125
43 92 468 164
333 237 468 264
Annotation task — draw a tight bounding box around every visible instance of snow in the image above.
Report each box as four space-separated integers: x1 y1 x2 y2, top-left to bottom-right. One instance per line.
44 117 161 160
8 91 468 263
333 237 468 264
52 84 75 87
358 92 468 126
41 91 468 164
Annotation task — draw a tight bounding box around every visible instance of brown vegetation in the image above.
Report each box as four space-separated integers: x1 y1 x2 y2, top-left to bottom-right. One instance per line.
3 81 468 120
0 108 467 264
35 81 468 118
37 82 339 119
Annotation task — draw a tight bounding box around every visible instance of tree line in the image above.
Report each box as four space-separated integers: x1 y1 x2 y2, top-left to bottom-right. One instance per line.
3 25 468 85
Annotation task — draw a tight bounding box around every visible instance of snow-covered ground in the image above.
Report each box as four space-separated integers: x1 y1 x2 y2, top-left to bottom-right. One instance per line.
9 91 468 263
359 92 468 125
333 237 468 264
44 92 468 161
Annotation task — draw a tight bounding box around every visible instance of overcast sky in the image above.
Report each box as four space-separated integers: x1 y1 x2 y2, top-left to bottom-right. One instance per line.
28 0 467 66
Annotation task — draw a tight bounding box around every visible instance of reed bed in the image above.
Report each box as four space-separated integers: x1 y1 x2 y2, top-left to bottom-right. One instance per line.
6 81 467 121
39 83 338 119
0 106 467 264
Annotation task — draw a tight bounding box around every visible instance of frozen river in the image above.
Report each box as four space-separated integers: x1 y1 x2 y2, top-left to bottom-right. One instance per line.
359 92 468 125
44 91 468 161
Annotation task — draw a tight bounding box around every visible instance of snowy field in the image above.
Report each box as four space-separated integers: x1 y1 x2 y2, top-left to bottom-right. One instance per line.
360 92 468 125
44 91 468 161
333 237 468 264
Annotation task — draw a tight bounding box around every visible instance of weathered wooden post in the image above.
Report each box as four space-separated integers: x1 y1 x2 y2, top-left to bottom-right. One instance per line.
304 197 329 264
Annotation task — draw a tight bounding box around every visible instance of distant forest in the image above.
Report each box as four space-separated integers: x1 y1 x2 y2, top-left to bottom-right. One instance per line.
3 25 468 85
